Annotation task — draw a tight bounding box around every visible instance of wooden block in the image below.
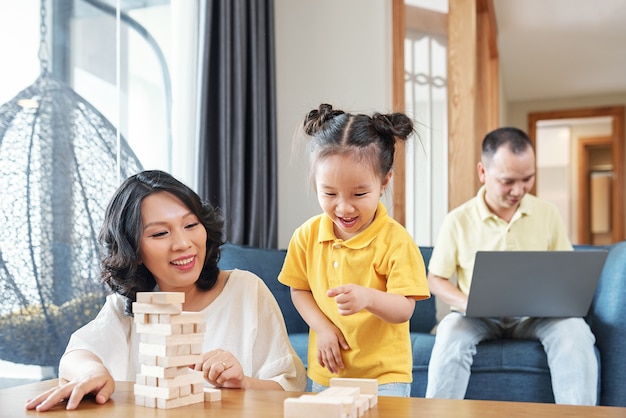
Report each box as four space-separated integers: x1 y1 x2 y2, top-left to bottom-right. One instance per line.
319 386 360 401
146 375 157 387
299 394 355 417
156 353 202 368
144 396 156 408
134 313 148 324
192 382 203 394
135 292 154 303
356 396 368 416
134 383 179 400
140 364 180 379
156 392 204 409
168 311 204 324
140 332 204 346
176 344 191 356
134 394 145 406
139 342 196 359
132 302 182 315
190 343 203 355
203 387 222 402
136 374 158 386
179 384 191 397
136 291 185 304
135 394 159 409
284 397 344 418
156 370 203 388
330 378 378 395
138 353 158 366
362 394 377 408
151 292 185 304
136 373 147 385
181 322 195 334
136 322 183 336
139 342 179 357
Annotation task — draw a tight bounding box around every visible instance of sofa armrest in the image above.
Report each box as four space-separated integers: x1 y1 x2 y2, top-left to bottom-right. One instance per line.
412 247 437 333
587 240 626 407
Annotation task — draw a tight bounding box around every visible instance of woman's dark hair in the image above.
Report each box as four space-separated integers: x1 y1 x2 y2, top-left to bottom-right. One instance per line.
98 170 224 315
302 103 416 182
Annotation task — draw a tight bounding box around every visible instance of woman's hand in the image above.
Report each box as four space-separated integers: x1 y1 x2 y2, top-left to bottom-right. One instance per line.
24 365 115 412
194 349 246 389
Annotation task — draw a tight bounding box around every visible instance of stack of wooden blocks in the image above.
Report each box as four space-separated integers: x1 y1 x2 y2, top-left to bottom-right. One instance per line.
284 378 378 418
132 291 221 409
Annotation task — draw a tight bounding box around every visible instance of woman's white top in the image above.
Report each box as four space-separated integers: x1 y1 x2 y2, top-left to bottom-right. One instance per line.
64 269 307 391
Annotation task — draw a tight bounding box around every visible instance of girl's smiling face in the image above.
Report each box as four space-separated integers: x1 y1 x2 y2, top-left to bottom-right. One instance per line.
139 191 207 291
315 153 390 241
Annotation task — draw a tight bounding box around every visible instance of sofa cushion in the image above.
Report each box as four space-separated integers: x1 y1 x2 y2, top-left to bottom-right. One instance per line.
218 243 309 334
409 335 555 400
288 333 309 369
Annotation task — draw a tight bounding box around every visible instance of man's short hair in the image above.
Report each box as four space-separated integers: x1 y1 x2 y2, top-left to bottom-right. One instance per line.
482 127 533 162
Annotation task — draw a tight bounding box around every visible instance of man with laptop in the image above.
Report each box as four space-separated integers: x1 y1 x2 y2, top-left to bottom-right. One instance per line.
425 127 598 405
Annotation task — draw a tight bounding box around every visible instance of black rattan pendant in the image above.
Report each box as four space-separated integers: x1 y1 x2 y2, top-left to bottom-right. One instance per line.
0 45 143 368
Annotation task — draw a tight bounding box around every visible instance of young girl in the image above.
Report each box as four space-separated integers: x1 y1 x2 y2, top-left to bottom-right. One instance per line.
278 103 430 397
27 170 306 412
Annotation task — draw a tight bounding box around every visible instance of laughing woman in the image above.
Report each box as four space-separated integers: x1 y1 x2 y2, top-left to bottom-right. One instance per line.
26 170 306 412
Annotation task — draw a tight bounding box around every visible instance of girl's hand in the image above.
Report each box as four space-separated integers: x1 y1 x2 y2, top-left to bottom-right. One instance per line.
194 349 247 389
24 366 115 412
327 284 372 315
316 324 349 374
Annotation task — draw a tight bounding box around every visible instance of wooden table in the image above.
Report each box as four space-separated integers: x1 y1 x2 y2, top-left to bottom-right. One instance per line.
2 379 625 417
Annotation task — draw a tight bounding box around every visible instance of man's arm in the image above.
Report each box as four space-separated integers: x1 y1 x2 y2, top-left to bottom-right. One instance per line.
427 272 469 313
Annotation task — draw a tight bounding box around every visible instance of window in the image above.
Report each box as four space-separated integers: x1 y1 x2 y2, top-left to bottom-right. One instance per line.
404 5 448 246
1 0 201 186
0 0 201 381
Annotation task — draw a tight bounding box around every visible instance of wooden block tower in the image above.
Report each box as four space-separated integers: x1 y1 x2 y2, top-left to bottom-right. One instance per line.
132 291 220 409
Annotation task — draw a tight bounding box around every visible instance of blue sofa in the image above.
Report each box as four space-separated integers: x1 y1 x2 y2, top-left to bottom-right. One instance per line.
218 240 626 406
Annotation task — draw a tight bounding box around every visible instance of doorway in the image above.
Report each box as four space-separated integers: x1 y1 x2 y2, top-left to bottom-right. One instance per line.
528 106 625 244
578 136 613 245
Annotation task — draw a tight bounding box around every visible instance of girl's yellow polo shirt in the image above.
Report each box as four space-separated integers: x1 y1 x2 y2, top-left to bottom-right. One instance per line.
279 202 430 386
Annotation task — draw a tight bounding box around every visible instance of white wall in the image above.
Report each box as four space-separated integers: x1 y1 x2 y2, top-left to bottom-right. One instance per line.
536 125 571 235
274 0 393 248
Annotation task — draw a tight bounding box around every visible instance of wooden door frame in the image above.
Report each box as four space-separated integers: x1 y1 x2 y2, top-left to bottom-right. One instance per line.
578 136 612 243
392 0 406 225
392 0 499 226
528 106 625 243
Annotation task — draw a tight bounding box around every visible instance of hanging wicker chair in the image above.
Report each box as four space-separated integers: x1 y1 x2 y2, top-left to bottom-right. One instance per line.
0 71 143 368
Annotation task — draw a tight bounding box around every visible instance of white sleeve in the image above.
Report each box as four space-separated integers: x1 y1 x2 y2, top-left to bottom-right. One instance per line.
250 274 307 391
63 293 135 381
198 271 305 390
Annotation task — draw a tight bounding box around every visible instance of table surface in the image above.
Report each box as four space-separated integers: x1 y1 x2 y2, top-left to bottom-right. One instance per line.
2 380 625 418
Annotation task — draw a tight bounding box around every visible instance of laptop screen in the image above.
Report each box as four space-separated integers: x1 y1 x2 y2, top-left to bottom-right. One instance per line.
464 250 608 318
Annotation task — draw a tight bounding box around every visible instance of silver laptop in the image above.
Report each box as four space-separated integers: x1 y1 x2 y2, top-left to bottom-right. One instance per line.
464 250 608 318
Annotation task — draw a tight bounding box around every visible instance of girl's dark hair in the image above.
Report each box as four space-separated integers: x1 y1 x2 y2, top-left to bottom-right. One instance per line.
98 170 224 315
302 103 415 181
482 126 534 164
